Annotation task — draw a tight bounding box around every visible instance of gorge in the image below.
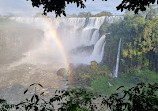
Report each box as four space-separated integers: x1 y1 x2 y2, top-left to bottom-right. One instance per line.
0 16 123 103
10 16 123 66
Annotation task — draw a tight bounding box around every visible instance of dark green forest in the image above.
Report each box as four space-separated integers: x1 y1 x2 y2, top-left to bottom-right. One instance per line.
103 12 158 73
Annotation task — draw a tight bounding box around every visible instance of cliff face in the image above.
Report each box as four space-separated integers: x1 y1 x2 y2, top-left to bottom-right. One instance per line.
0 18 44 65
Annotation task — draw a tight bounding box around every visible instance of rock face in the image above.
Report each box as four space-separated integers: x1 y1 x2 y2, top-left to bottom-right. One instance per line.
56 68 68 77
90 61 98 71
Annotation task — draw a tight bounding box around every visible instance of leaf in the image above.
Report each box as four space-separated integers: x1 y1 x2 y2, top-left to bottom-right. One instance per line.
35 95 39 103
29 83 36 87
31 95 34 102
34 106 38 111
0 99 6 104
116 86 124 90
40 92 44 96
37 83 43 88
24 89 28 94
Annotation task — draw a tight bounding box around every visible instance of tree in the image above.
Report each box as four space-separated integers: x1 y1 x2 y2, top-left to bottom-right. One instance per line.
27 0 90 17
0 82 158 111
27 0 158 16
144 5 158 20
78 12 92 17
117 0 158 14
102 82 158 111
94 11 112 17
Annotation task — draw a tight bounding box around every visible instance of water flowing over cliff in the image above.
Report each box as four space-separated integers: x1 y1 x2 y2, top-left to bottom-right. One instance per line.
113 38 122 78
0 16 123 103
10 16 123 67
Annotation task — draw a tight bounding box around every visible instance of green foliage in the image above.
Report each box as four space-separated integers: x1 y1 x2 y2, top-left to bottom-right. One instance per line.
0 82 158 111
144 5 158 20
102 82 158 111
94 11 112 17
27 0 158 16
51 88 97 111
73 11 112 18
15 83 97 111
16 83 55 111
72 64 111 87
91 70 158 96
117 0 157 14
0 99 14 111
77 12 93 18
27 0 86 17
103 10 158 73
99 21 110 35
91 77 116 96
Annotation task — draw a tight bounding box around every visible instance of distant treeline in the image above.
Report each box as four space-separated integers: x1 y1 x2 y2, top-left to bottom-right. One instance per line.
67 11 113 17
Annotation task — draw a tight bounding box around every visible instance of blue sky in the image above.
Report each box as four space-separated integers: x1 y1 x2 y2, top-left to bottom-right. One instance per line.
0 0 124 16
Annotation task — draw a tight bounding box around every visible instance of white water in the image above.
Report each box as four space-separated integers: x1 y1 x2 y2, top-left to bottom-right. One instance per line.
91 35 106 62
10 16 123 66
113 38 122 78
0 16 123 103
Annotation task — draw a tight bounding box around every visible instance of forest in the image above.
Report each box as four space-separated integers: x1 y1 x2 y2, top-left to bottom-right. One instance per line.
103 10 158 73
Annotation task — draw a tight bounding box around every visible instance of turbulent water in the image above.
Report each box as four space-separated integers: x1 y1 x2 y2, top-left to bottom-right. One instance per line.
0 16 123 103
10 16 123 66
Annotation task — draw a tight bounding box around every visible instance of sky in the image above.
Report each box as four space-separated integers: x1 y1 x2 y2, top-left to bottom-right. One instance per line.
0 0 124 16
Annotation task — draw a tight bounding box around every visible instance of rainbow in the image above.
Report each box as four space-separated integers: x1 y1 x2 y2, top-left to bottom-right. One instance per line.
42 16 70 71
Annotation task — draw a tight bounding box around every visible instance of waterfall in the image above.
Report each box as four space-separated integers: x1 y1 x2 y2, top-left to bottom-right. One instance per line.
113 38 122 78
10 16 123 66
90 35 106 63
0 16 125 103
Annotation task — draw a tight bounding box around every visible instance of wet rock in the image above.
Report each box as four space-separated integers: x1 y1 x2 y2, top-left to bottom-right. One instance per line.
56 68 68 77
90 61 98 71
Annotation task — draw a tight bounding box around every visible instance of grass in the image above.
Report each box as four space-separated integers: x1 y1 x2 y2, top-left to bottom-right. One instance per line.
91 69 158 96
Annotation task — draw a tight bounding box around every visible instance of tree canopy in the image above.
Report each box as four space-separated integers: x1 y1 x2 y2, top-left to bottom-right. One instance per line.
101 7 158 73
27 0 158 16
0 82 158 111
117 0 158 14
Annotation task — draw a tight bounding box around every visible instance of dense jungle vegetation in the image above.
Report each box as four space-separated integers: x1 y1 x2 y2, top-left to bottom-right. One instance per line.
103 12 158 73
71 6 158 96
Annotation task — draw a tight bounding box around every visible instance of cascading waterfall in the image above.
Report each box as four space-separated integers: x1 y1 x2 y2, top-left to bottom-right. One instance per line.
91 35 106 63
0 16 124 103
113 38 122 78
10 16 123 66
